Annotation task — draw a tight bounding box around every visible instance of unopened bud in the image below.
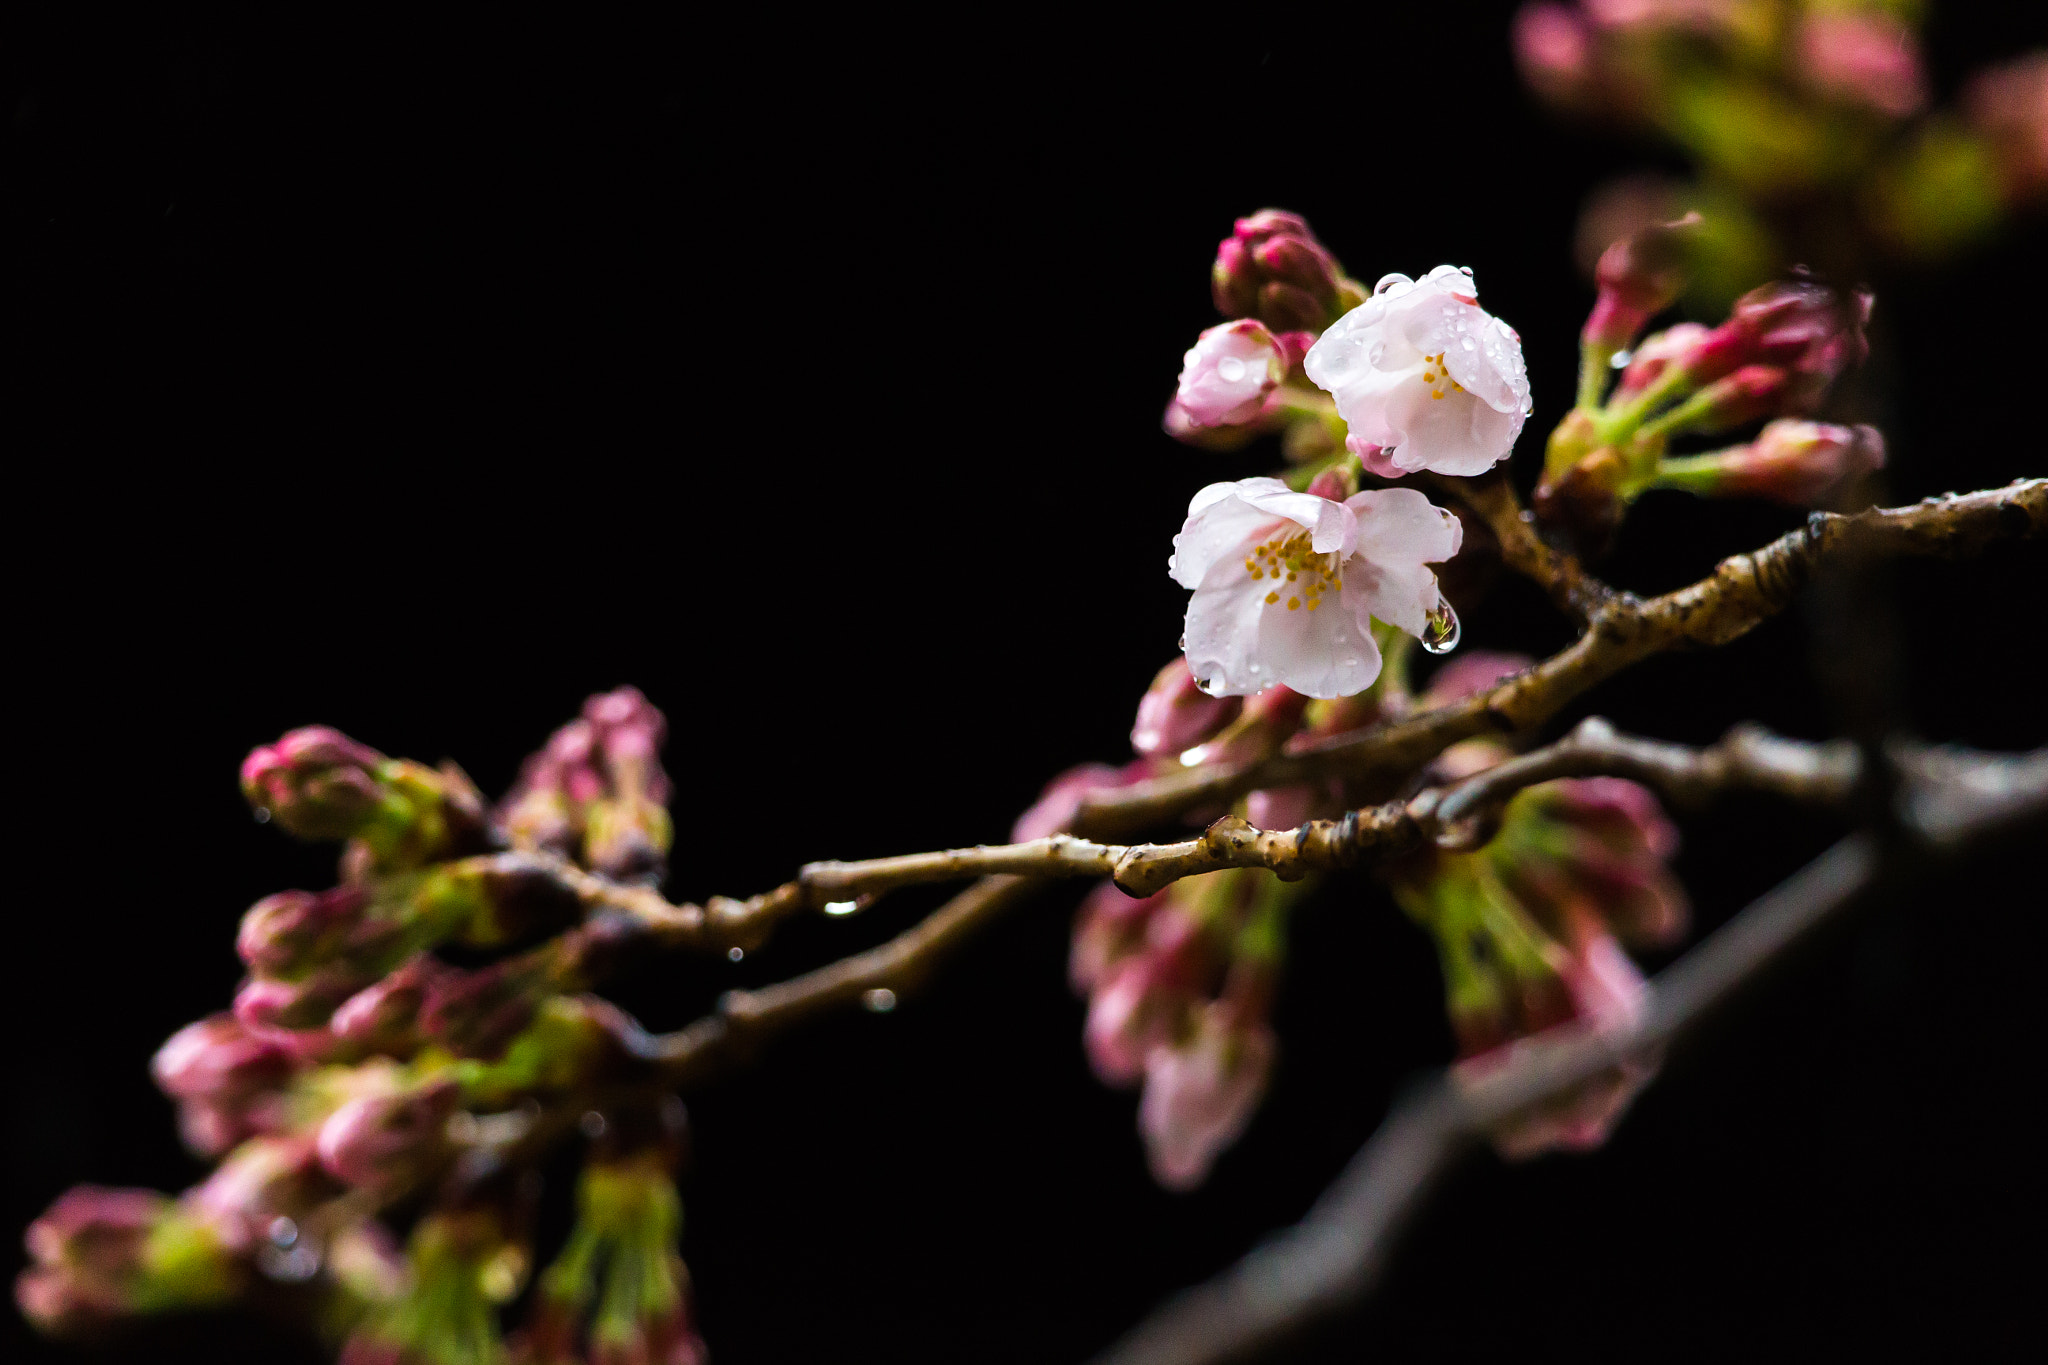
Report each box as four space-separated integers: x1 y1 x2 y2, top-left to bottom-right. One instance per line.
331 953 452 1054
241 727 388 839
1211 210 1358 332
1178 685 1310 769
152 1014 299 1155
1964 53 2048 201
421 961 549 1062
1686 275 1871 405
1131 658 1242 757
315 1077 461 1191
1796 10 1926 119
497 688 674 884
1662 420 1886 506
237 886 381 978
1582 212 1701 353
186 1137 337 1256
17 1186 242 1337
1514 3 1597 107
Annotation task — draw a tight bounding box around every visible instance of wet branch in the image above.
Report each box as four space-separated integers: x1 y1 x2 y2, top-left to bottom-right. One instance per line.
1089 742 2048 1365
1071 480 2046 840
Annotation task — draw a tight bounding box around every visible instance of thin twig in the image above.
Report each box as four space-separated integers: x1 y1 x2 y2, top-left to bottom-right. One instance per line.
1428 469 1614 624
1090 745 2048 1365
802 720 1860 901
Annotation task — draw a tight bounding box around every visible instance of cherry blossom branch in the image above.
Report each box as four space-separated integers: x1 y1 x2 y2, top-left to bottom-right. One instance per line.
1090 742 2048 1365
1071 480 2046 840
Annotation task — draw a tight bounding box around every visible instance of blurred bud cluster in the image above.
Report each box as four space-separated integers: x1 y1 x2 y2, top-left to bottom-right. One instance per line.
1515 0 2048 300
22 690 708 1363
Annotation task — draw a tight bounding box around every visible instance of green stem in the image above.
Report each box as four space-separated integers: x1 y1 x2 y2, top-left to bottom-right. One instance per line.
1634 385 1723 443
1576 343 1615 412
1647 452 1733 495
1597 363 1692 442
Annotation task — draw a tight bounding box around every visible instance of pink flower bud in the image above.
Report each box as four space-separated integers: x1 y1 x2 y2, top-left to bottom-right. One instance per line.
1514 3 1597 108
1614 321 1710 399
315 1078 461 1191
1463 932 1656 1159
1174 320 1288 428
1964 54 2048 201
421 962 546 1061
1796 11 1926 119
332 953 450 1054
1688 363 1791 432
1138 1004 1276 1190
1419 650 1536 709
151 1014 300 1155
237 886 379 978
1687 276 1871 407
496 688 675 883
1709 420 1887 505
18 1186 241 1336
241 726 389 839
1013 759 1159 842
234 966 377 1035
1177 683 1312 767
1131 658 1243 757
1582 213 1701 352
186 1137 336 1255
1211 209 1354 332
1070 881 1167 994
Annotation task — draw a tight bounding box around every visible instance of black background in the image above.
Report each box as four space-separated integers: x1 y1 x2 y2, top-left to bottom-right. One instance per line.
7 5 2045 1361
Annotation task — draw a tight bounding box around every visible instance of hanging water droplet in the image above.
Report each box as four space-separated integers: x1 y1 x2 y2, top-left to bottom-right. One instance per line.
1459 265 1474 276
862 987 898 1013
253 807 271 824
268 1217 298 1248
727 946 745 962
1421 602 1461 655
824 899 859 916
1178 635 1187 650
579 1110 608 1139
1196 675 1221 695
1609 349 1633 369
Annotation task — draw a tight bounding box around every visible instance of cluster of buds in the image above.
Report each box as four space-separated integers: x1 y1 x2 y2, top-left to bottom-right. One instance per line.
339 1201 533 1365
1384 657 1687 1156
497 687 675 884
1071 868 1299 1189
242 727 491 877
511 1102 706 1365
1541 218 1875 547
24 690 701 1355
1166 211 1365 457
1517 2 2046 298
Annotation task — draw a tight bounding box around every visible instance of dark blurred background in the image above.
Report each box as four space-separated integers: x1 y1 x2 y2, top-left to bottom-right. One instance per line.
6 4 2044 1361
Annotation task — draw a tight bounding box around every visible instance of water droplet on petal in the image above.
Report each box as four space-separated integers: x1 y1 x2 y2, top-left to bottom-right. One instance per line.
1374 272 1412 295
862 988 898 1013
1217 356 1246 383
1178 635 1187 650
1609 349 1633 369
1421 602 1462 655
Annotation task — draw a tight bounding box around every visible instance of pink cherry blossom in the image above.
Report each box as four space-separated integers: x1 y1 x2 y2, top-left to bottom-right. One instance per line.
1174 320 1289 427
1138 1004 1276 1190
1170 478 1463 699
1304 265 1531 477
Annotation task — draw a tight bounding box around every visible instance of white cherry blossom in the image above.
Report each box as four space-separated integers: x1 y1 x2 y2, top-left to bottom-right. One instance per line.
1304 265 1530 477
1169 477 1463 699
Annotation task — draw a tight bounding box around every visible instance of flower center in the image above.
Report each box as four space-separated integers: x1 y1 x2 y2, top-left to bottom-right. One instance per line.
1243 527 1340 613
1419 352 1465 402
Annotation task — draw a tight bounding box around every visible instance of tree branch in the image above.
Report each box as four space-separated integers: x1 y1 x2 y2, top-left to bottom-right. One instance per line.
1070 480 2046 841
1089 742 2048 1365
1429 469 1614 624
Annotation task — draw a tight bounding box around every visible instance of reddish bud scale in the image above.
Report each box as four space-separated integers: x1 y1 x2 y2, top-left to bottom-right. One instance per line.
240 727 389 840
